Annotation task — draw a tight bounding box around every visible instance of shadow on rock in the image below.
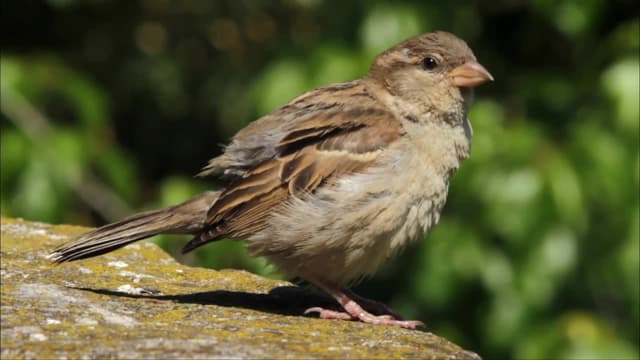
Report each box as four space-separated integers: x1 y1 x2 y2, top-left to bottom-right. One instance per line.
70 285 342 317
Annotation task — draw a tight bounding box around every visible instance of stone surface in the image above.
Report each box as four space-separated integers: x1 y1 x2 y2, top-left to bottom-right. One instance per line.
1 217 481 359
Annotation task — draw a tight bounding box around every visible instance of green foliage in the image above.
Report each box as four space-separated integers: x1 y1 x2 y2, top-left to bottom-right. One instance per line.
2 1 638 359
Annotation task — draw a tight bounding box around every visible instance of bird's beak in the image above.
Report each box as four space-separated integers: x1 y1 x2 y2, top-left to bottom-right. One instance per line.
449 60 494 88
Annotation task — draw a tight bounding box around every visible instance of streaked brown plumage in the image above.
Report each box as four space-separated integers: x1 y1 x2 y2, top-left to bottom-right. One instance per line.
49 31 493 329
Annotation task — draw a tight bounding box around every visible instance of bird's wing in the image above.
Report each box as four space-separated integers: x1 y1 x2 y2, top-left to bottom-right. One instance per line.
199 80 383 180
182 98 404 253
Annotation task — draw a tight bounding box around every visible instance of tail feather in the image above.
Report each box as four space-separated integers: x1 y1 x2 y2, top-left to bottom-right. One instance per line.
48 191 220 263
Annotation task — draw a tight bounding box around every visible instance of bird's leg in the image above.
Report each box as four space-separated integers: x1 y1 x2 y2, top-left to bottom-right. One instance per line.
304 279 424 329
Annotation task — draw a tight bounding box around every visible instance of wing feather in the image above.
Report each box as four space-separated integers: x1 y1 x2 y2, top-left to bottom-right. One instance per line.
183 84 404 253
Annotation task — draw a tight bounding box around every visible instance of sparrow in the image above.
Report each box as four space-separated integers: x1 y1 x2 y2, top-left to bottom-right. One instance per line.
49 31 493 329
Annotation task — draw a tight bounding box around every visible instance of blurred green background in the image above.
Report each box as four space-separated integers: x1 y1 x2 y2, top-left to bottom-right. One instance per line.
1 0 638 358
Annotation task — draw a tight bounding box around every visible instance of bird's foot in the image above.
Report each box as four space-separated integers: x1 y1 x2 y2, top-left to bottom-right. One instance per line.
304 307 397 321
304 302 424 330
304 307 354 320
343 289 404 320
305 277 425 329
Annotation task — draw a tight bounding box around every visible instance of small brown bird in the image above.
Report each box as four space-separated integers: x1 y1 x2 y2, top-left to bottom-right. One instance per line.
49 31 493 329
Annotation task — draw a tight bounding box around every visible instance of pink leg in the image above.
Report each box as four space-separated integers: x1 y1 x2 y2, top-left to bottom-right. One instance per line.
304 279 424 330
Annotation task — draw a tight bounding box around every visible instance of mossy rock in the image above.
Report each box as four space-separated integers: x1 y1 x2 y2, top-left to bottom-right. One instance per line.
1 217 480 359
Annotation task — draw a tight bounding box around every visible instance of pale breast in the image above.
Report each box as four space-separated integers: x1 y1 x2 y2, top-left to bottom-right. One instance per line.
246 116 470 285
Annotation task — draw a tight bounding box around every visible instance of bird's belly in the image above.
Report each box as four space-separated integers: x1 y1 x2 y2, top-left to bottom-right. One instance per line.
334 188 448 284
248 155 450 285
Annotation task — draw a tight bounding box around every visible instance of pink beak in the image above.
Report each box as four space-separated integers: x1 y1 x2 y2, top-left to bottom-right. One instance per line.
449 60 494 88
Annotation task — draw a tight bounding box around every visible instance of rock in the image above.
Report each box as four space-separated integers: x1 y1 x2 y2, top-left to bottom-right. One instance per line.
1 217 481 359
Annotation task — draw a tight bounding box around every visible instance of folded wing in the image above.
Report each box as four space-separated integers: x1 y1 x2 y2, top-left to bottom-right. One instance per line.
183 93 404 253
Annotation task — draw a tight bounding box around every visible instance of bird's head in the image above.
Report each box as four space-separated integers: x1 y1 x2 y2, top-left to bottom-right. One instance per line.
368 31 493 116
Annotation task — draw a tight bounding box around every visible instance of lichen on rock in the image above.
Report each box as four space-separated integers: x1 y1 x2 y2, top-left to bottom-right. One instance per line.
1 217 481 359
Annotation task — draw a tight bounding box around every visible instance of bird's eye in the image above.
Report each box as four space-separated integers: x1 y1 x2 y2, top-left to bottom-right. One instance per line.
422 56 438 70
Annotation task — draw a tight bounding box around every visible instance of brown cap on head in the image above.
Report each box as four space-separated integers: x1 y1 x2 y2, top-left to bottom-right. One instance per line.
368 31 493 87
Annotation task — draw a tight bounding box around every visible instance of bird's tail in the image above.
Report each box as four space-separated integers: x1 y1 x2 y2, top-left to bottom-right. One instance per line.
48 191 220 263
